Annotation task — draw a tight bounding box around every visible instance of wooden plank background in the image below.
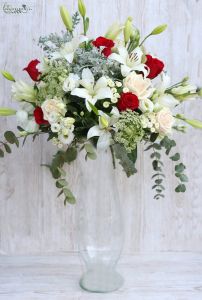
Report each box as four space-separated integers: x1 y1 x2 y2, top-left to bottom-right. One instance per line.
0 0 202 255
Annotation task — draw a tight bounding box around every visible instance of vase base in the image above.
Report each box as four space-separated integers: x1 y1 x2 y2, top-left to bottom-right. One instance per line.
79 268 124 293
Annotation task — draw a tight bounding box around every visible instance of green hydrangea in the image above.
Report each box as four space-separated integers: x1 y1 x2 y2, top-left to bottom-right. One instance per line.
37 60 69 103
114 110 144 153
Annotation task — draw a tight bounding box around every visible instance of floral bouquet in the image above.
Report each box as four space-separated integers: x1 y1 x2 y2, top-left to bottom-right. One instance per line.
1 1 202 204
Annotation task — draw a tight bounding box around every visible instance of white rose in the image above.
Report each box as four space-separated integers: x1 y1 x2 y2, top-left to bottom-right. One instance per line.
63 73 80 92
123 72 154 100
156 108 174 134
41 99 66 123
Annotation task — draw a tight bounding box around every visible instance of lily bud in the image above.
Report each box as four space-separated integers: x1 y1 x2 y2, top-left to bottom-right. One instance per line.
0 107 16 116
105 22 123 40
1 71 15 82
124 17 133 44
150 24 167 35
176 114 202 129
60 5 73 32
78 0 86 17
100 116 109 128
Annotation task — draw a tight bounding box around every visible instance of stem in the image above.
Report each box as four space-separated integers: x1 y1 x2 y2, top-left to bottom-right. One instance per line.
139 34 151 46
110 145 116 169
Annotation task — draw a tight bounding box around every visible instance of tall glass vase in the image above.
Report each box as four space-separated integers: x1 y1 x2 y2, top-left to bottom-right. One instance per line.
76 151 124 293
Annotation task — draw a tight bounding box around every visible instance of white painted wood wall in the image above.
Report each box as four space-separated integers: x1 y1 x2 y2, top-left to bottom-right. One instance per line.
0 0 202 255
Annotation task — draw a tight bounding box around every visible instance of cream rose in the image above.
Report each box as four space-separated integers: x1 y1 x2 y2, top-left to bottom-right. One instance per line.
41 99 66 123
123 72 154 100
156 108 174 134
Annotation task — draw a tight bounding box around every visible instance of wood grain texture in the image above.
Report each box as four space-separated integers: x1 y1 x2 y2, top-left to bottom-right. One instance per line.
0 253 202 299
0 0 202 254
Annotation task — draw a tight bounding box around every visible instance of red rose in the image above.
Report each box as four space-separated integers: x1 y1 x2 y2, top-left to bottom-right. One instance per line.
145 55 164 79
117 92 139 111
92 36 114 48
34 107 49 125
92 36 115 57
23 59 41 81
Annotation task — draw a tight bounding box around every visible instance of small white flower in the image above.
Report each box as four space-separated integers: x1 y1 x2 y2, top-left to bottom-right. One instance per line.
51 123 61 133
63 73 80 92
58 127 74 145
139 99 154 112
115 81 122 87
24 119 39 133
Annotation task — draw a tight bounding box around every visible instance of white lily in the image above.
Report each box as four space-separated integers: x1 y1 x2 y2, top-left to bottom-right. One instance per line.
12 80 37 103
109 46 148 77
154 73 179 110
87 107 119 150
52 36 88 63
71 68 113 111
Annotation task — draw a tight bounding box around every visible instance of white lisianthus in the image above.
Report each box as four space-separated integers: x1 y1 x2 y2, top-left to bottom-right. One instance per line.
171 84 197 95
16 110 28 125
58 126 74 145
154 94 179 111
41 98 66 124
87 107 119 150
123 72 154 100
51 123 61 133
12 80 37 102
71 68 113 111
63 73 80 92
52 36 88 63
24 119 39 133
139 99 154 112
156 107 174 134
109 46 148 77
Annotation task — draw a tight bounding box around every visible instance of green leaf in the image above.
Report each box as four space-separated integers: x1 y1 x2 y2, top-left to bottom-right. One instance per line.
87 152 97 160
175 184 186 193
170 153 180 161
151 24 167 35
151 152 161 159
152 160 158 171
56 179 68 188
175 173 188 182
3 143 11 153
151 173 165 178
153 143 161 150
1 70 15 82
57 167 66 177
85 143 95 154
150 133 159 143
0 149 4 157
4 131 19 147
113 144 137 177
57 190 63 198
64 147 77 163
63 188 76 204
155 179 163 185
88 101 99 116
127 147 137 164
144 144 153 151
175 163 186 173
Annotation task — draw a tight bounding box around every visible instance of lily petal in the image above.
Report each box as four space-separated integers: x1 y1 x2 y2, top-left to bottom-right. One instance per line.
96 87 113 100
95 76 108 91
97 132 111 150
71 88 90 99
109 53 126 65
87 125 102 139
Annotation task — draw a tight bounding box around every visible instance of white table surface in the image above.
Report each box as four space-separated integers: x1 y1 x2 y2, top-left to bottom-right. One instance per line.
0 252 202 300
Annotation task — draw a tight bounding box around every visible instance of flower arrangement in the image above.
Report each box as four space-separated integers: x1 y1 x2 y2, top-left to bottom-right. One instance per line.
1 1 202 204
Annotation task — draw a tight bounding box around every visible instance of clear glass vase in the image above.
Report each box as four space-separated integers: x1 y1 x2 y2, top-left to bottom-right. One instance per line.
76 151 124 293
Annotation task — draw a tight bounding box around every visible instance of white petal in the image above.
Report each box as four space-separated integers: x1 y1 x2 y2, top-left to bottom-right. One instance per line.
133 64 149 77
109 53 126 65
96 87 113 100
64 52 74 63
80 79 94 91
71 88 90 99
121 65 131 77
139 99 154 112
95 77 108 91
82 68 94 84
87 125 102 139
97 132 111 150
117 46 128 60
156 94 179 109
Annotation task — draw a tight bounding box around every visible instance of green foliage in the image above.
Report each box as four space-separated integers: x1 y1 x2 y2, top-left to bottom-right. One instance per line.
45 146 78 205
85 143 97 160
4 131 19 147
113 143 137 177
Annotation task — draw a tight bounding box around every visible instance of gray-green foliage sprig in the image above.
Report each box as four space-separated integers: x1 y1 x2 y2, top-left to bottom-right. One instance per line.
0 131 19 157
45 146 78 205
145 143 165 199
38 12 80 56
